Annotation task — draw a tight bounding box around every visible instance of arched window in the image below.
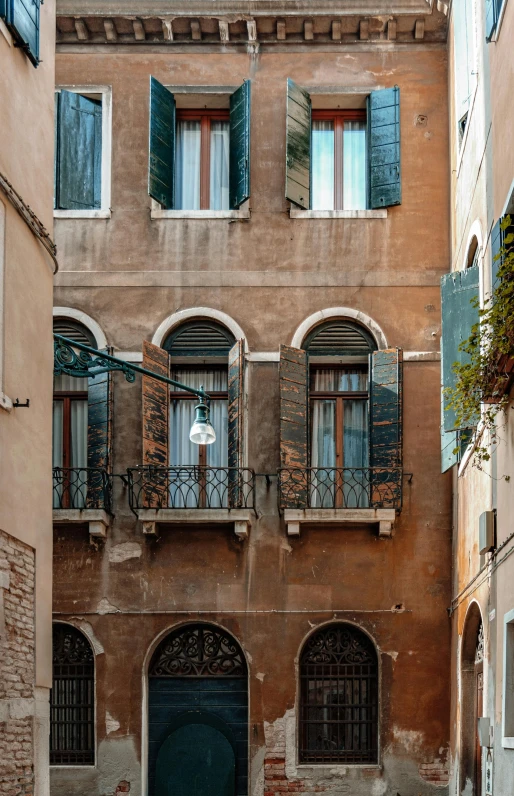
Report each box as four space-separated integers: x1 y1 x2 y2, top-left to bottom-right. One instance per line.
299 623 379 764
50 623 95 765
148 623 248 796
466 236 480 270
460 606 484 795
304 321 377 508
53 320 97 509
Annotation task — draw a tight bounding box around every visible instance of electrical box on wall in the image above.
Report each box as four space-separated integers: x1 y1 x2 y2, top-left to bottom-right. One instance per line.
479 511 495 555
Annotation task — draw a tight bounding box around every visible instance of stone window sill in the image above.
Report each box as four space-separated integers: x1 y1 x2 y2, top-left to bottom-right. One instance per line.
150 206 250 220
54 209 111 219
136 508 252 539
53 509 111 538
284 508 395 537
290 208 387 219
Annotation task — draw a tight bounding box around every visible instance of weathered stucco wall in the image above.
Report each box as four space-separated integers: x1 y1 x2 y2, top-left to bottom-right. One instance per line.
52 42 452 796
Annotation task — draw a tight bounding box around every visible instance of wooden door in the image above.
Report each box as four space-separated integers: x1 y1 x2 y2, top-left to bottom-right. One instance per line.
156 723 235 796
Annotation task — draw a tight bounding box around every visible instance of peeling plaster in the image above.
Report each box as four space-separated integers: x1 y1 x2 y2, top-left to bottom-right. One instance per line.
392 726 424 753
106 711 120 735
384 650 399 661
256 672 265 682
97 598 120 615
108 542 142 564
72 620 104 654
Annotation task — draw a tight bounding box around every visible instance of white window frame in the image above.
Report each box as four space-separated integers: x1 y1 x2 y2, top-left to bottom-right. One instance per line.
54 85 112 220
502 608 514 748
0 199 11 412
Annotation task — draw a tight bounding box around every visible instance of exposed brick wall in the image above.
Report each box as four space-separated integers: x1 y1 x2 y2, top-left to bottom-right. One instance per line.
0 529 36 796
265 757 327 796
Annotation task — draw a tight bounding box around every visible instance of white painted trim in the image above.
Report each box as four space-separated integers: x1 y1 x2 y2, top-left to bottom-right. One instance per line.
151 307 248 352
53 307 108 349
54 209 111 219
461 219 484 272
0 200 4 398
290 208 387 219
55 86 112 213
151 199 250 220
502 607 514 748
403 351 440 361
246 351 280 362
0 18 13 46
116 351 143 362
291 308 388 350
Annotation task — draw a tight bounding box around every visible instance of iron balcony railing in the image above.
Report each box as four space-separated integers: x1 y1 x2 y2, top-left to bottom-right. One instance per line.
127 466 256 511
52 468 113 513
278 467 402 511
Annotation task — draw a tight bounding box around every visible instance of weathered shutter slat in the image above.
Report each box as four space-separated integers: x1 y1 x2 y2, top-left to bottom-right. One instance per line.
368 86 401 209
148 76 176 209
56 91 102 210
228 339 244 507
229 81 251 209
142 340 170 467
440 354 458 473
5 0 40 65
370 349 402 506
285 79 311 210
87 352 112 507
441 265 479 432
280 345 308 509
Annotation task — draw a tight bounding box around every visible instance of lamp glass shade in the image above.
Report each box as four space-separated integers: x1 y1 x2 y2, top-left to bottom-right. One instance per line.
189 401 216 445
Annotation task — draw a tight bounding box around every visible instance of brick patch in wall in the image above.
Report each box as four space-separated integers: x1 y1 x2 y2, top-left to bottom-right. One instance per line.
418 761 450 786
265 757 327 796
0 529 36 796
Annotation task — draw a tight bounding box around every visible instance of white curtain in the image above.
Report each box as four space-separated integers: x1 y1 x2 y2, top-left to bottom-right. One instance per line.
210 121 230 210
311 369 368 393
311 120 334 210
343 400 369 507
169 369 228 507
311 400 336 507
71 400 88 508
343 121 366 210
54 375 88 392
175 120 201 210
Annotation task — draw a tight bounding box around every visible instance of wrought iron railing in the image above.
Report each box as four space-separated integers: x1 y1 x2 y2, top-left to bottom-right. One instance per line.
278 467 402 511
127 466 256 511
52 468 112 513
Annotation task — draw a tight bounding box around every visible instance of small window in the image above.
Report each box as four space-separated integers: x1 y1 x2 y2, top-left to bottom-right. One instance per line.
175 110 230 210
50 624 95 765
299 623 379 764
503 609 514 746
1 0 40 66
54 87 111 214
311 111 367 211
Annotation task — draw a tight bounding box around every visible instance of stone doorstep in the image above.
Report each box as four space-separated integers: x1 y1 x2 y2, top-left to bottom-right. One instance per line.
136 508 253 540
52 509 111 539
283 508 396 537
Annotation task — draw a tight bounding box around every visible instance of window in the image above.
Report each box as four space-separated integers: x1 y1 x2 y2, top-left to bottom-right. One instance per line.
175 111 230 210
50 624 95 765
54 87 111 214
0 0 40 66
503 608 514 747
285 80 401 211
299 623 379 764
148 78 251 212
453 0 475 143
311 111 367 210
486 0 507 40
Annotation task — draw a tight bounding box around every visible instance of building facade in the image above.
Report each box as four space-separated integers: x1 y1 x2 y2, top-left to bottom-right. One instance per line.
0 0 56 794
443 0 514 794
51 1 452 794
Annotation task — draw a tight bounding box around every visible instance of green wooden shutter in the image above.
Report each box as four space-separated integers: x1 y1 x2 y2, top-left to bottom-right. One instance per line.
279 345 308 508
87 355 112 508
5 0 40 66
56 91 102 210
441 265 479 432
285 79 311 210
228 339 244 507
491 216 514 289
369 349 403 507
148 76 176 209
368 86 401 209
229 81 251 210
440 333 458 473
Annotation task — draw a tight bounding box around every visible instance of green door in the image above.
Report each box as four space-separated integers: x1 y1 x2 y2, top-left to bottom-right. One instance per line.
156 722 236 796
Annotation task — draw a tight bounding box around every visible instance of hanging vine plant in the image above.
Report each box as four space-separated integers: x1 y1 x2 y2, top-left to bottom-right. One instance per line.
444 216 514 467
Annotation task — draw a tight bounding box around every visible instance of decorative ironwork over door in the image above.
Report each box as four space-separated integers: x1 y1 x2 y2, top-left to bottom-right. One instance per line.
300 624 378 764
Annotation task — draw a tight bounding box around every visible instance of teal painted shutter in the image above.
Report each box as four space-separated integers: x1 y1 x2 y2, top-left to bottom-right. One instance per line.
228 339 244 507
441 335 459 472
441 265 479 432
148 76 176 209
5 0 40 66
56 91 102 210
87 357 111 508
491 216 514 289
285 79 311 210
485 0 497 40
369 349 402 506
368 86 401 209
279 345 308 508
229 81 251 209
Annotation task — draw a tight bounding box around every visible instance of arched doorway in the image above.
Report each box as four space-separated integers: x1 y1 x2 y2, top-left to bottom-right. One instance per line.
148 623 248 796
460 605 484 795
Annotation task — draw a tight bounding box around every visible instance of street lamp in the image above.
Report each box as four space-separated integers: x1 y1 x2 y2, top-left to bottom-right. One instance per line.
53 334 217 445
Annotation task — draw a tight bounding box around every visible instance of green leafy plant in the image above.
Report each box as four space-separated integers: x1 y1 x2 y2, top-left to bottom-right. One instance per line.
444 216 514 467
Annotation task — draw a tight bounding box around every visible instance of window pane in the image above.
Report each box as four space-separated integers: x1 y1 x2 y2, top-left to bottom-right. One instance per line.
311 368 368 392
175 120 201 209
311 400 336 469
52 401 64 469
54 374 88 391
311 121 334 210
343 121 366 210
210 121 230 210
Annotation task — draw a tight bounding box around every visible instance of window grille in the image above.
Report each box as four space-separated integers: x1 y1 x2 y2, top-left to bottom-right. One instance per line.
53 319 97 348
299 624 378 764
149 623 247 678
50 624 95 765
163 320 235 358
304 321 377 357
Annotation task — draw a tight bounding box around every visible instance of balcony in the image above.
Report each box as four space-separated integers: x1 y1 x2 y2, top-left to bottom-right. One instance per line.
278 467 402 537
52 467 113 537
127 466 256 538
